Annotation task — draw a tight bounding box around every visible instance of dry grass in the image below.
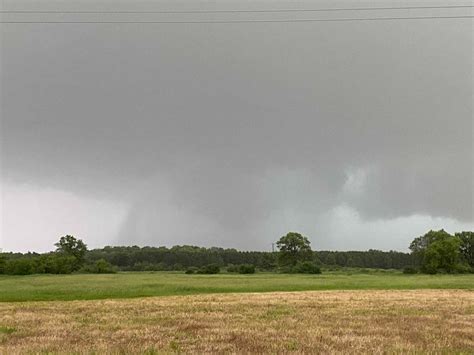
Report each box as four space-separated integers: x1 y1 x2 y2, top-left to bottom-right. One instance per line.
0 290 473 353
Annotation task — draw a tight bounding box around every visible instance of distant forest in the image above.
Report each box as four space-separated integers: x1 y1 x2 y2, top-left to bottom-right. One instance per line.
1 244 414 273
1 230 472 275
91 246 414 270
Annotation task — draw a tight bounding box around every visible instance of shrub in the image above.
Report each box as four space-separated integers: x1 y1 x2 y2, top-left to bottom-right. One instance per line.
453 263 472 274
0 255 6 274
226 264 239 273
238 264 256 274
5 258 36 275
185 267 198 274
403 267 418 274
278 265 294 274
294 261 321 274
43 255 77 274
81 259 117 274
95 259 117 273
197 264 220 274
324 265 342 271
129 262 168 272
172 263 184 271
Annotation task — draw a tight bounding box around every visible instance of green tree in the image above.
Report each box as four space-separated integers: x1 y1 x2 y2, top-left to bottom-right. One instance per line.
455 231 474 267
409 230 462 274
410 229 452 255
424 237 461 273
55 235 88 270
409 229 450 265
276 232 312 267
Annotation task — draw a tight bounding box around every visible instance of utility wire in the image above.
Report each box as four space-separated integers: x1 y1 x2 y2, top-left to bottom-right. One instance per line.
1 16 473 24
1 5 472 13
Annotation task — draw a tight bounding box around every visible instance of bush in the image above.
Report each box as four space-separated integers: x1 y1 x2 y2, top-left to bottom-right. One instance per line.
5 258 36 275
43 255 77 274
197 264 220 274
185 267 198 274
129 262 168 272
81 259 117 274
172 263 184 271
278 265 294 274
238 264 256 274
226 264 255 274
0 255 6 274
422 263 438 274
95 259 117 273
403 267 418 274
226 264 239 273
453 263 472 274
324 265 342 271
294 261 321 274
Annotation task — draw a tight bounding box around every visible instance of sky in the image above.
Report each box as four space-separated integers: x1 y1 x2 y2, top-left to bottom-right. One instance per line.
1 0 473 252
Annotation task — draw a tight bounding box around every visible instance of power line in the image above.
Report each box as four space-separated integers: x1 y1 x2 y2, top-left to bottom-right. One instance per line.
1 16 473 24
1 5 472 14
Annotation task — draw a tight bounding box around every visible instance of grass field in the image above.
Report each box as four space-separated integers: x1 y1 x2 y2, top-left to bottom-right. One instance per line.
0 290 473 353
0 271 473 302
1 272 472 353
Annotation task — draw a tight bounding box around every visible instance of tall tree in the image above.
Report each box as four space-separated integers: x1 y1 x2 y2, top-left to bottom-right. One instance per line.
276 232 312 267
409 230 462 273
55 235 88 269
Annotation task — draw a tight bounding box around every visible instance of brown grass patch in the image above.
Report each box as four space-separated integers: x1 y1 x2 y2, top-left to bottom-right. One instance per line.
0 290 472 353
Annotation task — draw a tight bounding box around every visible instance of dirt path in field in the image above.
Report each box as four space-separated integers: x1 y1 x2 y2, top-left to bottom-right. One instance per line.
0 290 473 353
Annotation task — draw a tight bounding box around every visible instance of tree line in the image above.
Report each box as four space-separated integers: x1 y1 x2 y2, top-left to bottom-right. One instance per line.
0 230 472 275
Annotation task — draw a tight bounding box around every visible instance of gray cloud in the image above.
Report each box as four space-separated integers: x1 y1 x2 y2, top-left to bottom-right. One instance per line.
1 1 473 251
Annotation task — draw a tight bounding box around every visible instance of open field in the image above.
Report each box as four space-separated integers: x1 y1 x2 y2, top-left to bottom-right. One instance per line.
1 271 473 302
0 290 473 353
0 273 473 352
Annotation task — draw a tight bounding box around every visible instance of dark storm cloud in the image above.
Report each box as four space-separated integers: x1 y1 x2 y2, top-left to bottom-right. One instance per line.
1 0 473 250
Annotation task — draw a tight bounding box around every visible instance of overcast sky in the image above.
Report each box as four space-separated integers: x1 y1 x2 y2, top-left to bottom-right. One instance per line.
1 0 473 252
